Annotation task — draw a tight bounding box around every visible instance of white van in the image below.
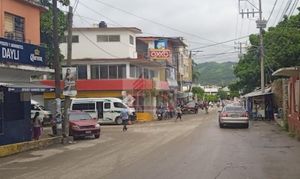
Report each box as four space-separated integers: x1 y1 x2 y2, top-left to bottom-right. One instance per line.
70 98 136 125
31 100 52 124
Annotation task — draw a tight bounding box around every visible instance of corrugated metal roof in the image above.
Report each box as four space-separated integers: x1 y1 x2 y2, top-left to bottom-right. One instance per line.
242 87 272 98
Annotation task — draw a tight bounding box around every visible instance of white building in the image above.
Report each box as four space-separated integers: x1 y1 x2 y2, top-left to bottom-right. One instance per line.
60 27 141 59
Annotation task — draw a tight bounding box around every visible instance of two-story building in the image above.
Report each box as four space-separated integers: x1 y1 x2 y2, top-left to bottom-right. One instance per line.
42 26 169 120
136 36 191 109
0 0 53 145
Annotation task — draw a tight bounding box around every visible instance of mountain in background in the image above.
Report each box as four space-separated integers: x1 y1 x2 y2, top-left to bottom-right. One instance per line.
195 61 237 86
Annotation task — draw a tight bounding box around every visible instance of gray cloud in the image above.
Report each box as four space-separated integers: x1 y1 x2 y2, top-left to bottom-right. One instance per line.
64 0 300 63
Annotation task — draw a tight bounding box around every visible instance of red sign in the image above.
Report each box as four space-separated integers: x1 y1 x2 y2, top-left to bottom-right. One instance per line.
149 49 171 59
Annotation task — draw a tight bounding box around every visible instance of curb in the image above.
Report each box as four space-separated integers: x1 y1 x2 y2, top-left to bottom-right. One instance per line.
0 136 62 158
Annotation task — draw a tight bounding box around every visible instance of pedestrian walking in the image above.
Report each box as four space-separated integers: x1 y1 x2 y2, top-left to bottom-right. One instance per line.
120 108 129 131
175 107 182 121
32 112 42 140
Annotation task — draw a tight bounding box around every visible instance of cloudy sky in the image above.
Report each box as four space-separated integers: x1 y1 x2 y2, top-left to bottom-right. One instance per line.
61 0 300 63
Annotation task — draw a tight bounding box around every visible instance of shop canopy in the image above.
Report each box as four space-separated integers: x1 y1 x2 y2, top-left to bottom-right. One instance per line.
272 66 300 77
242 87 272 98
0 82 54 92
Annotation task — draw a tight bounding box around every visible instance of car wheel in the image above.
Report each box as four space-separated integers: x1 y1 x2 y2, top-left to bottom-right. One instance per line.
115 117 123 125
219 122 224 128
95 134 100 139
73 136 78 140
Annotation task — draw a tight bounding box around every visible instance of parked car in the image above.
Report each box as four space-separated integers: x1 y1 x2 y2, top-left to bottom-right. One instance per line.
218 105 249 128
31 100 52 125
181 101 198 114
69 110 101 139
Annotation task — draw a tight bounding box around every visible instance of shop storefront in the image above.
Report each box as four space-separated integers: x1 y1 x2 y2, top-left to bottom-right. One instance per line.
243 88 274 120
0 37 53 145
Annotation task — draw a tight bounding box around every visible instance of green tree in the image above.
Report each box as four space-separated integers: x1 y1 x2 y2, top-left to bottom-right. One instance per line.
232 8 300 94
217 90 228 100
40 0 69 67
192 87 204 99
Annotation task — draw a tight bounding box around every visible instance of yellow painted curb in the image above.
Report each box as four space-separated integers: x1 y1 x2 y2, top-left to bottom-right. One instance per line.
0 137 62 158
136 112 154 121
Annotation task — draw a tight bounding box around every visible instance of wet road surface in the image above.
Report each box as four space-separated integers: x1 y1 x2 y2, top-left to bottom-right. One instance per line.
1 109 300 179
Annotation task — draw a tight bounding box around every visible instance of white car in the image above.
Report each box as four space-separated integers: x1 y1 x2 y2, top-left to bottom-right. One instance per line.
218 105 249 128
31 100 52 125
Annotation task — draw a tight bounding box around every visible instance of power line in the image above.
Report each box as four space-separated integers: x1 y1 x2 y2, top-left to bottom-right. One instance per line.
267 0 279 24
84 0 227 46
78 1 122 26
191 35 251 50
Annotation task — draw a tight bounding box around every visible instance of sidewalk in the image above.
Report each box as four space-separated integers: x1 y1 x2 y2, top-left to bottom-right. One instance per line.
0 127 62 158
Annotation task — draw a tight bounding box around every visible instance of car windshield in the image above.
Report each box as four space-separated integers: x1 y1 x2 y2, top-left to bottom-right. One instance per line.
224 106 245 112
69 113 92 121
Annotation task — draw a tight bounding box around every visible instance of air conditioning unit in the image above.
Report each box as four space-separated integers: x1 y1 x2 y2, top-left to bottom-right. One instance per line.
4 32 14 40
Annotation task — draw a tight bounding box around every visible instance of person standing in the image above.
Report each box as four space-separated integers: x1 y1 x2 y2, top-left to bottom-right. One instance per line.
175 106 182 121
32 112 42 140
120 108 129 131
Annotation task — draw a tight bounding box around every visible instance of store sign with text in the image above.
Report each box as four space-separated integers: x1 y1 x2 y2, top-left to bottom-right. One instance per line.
0 37 46 66
149 49 171 60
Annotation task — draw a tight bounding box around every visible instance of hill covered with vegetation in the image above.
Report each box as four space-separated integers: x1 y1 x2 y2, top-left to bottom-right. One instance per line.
194 61 236 86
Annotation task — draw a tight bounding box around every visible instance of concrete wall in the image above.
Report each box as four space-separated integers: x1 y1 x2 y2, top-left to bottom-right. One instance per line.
60 30 138 59
0 0 41 45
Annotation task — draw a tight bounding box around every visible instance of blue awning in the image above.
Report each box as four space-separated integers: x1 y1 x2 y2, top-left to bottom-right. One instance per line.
0 82 54 92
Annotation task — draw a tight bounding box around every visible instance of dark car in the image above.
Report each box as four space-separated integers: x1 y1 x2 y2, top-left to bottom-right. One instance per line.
181 101 198 114
69 111 101 139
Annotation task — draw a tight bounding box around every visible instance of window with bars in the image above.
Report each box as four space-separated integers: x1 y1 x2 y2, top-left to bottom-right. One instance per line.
97 35 120 42
4 13 25 42
61 35 79 43
129 35 134 45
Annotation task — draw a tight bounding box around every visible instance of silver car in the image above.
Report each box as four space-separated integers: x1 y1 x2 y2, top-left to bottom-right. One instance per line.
218 105 249 128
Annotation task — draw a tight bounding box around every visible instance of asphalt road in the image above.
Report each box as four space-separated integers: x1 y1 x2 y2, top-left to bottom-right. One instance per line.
1 108 300 179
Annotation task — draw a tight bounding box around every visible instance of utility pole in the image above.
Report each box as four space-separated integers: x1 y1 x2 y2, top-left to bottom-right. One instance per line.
258 0 265 93
239 0 266 92
52 0 62 135
62 6 73 139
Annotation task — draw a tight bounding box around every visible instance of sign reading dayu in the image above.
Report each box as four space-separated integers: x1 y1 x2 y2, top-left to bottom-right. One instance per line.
0 37 46 66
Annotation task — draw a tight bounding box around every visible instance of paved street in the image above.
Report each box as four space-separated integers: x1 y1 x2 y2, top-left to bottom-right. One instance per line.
1 108 300 179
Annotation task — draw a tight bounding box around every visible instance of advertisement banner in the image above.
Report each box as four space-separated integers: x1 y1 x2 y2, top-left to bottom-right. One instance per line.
149 49 171 60
0 37 46 66
154 39 168 49
62 67 77 96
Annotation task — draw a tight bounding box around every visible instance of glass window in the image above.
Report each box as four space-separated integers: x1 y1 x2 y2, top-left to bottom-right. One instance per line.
72 35 79 43
129 35 134 45
109 35 120 42
104 103 111 109
137 67 143 78
130 65 136 78
144 68 149 79
4 13 25 42
97 35 120 42
97 35 109 42
100 65 108 79
109 65 118 79
72 103 95 111
69 113 92 121
114 102 126 108
77 65 87 79
91 65 99 79
150 70 155 79
118 65 126 79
